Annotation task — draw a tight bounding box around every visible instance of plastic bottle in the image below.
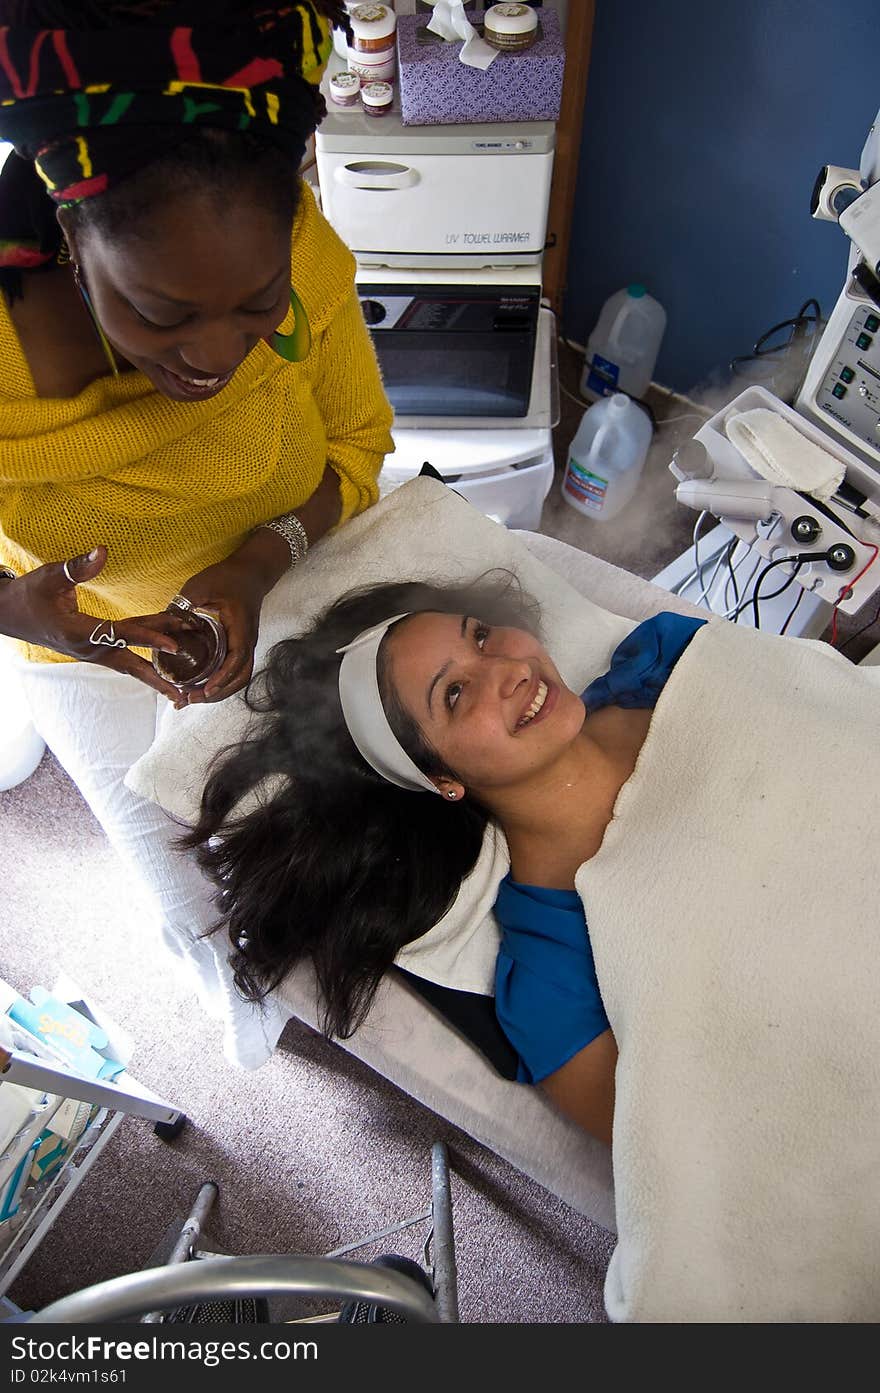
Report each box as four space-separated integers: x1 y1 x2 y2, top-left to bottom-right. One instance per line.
580 284 666 402
560 392 653 522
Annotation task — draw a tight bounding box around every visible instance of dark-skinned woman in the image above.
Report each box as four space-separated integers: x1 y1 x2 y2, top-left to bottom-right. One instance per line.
0 1 394 1065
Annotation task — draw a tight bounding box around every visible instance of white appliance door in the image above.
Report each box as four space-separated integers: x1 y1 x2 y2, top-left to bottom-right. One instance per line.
317 149 554 263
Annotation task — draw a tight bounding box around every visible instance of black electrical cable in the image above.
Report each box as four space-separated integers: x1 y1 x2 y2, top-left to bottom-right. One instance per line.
836 595 880 654
554 330 657 429
795 490 859 539
727 555 804 629
729 298 824 390
723 536 740 609
751 300 821 355
730 544 847 629
617 389 656 431
780 584 806 635
751 559 803 630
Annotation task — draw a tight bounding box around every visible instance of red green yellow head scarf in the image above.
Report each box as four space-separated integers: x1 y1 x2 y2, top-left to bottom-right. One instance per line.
0 1 345 276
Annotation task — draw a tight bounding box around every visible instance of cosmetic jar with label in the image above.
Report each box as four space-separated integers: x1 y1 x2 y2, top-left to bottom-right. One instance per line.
361 80 394 117
329 70 362 106
152 603 228 692
483 3 538 52
347 50 396 84
348 3 396 83
348 54 396 84
348 3 396 52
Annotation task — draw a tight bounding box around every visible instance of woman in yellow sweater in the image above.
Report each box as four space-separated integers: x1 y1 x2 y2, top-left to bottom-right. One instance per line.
0 1 394 1063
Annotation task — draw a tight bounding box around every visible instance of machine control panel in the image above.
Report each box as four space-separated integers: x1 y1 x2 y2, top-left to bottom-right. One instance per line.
470 139 536 152
815 303 880 449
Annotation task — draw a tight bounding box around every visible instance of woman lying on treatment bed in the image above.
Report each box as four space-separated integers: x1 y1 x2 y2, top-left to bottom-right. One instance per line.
183 574 705 1145
182 565 880 1319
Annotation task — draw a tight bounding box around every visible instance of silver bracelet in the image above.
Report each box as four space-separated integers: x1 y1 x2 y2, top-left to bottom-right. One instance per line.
260 511 309 569
0 567 16 581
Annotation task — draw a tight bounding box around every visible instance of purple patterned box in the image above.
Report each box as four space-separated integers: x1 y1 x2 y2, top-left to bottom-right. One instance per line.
396 8 565 126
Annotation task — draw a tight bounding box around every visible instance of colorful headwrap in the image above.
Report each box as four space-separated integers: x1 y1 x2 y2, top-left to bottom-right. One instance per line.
0 1 344 285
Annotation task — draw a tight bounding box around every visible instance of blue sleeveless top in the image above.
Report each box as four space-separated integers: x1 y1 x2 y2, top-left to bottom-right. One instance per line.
494 612 705 1084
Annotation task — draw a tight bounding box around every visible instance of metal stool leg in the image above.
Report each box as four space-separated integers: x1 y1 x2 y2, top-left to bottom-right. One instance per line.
430 1143 459 1323
141 1180 219 1324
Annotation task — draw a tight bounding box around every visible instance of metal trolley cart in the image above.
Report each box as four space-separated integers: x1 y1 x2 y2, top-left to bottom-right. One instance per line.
29 1142 459 1324
0 1013 186 1311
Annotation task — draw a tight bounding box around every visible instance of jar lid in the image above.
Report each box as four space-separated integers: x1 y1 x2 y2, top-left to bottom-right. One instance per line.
349 3 397 41
361 80 393 106
484 3 538 34
330 71 361 94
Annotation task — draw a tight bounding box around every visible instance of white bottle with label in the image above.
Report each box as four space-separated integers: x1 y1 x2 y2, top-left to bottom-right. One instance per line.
580 284 666 402
560 392 653 522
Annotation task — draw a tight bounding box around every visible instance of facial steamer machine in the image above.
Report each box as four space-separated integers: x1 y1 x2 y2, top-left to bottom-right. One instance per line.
661 106 880 641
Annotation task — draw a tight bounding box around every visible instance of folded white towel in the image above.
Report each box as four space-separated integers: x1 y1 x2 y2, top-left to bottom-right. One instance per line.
725 407 845 500
395 823 508 993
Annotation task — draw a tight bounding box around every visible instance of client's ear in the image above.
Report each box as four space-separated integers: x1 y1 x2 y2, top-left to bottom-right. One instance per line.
435 778 466 803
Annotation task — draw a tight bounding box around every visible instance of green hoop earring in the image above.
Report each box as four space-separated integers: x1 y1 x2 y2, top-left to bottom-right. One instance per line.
267 285 312 363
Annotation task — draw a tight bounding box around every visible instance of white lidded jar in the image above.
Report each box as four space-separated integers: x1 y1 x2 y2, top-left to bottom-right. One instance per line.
580 283 666 402
329 70 362 106
561 392 653 522
483 3 539 51
360 79 394 116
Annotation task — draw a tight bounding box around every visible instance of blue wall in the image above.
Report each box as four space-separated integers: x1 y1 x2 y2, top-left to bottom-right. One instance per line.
564 0 878 393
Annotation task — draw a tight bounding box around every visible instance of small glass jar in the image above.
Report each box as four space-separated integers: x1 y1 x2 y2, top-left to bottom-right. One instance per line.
152 605 228 692
348 3 396 53
329 70 362 107
483 2 539 52
360 80 393 117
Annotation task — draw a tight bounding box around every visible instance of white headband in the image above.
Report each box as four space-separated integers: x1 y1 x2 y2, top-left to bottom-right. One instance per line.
336 614 442 795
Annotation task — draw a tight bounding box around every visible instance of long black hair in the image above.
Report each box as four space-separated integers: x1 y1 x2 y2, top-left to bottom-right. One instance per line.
182 573 542 1040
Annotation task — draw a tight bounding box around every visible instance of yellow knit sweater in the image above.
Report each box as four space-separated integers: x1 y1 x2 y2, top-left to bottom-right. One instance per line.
0 182 394 662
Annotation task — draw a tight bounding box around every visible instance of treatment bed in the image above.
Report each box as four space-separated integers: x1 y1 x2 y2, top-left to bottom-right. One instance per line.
127 478 880 1320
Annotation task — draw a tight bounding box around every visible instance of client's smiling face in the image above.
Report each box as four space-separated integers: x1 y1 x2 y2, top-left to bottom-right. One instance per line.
68 190 292 403
384 612 587 797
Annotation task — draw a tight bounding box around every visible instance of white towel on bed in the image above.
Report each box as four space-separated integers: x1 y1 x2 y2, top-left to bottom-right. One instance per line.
575 620 880 1321
126 480 635 836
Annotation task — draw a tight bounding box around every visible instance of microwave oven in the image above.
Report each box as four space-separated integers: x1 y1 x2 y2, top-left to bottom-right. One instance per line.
356 267 551 428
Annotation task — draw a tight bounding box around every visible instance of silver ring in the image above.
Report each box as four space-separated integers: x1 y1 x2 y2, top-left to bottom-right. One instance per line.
88 621 127 650
168 593 194 614
62 560 78 585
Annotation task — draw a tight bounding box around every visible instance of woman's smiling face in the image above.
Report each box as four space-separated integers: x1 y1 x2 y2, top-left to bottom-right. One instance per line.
64 189 292 403
383 611 587 797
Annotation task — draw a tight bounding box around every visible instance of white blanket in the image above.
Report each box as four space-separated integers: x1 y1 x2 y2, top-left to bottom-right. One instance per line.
576 619 880 1321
